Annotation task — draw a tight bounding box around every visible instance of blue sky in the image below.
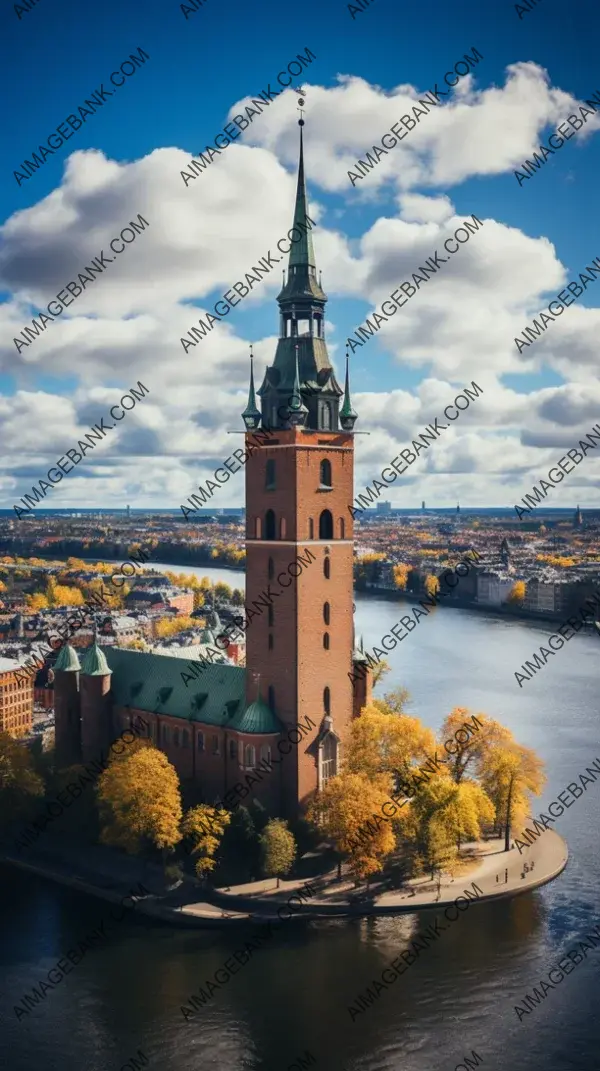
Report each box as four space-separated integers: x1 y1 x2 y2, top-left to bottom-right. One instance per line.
1 0 600 510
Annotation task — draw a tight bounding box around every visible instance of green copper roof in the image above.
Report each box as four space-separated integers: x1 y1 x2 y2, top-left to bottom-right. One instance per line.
80 642 112 676
229 698 281 734
54 643 81 672
102 647 281 733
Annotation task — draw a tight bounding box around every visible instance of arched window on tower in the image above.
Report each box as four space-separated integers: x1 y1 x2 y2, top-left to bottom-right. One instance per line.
320 459 332 488
255 516 262 539
339 517 345 539
321 734 338 786
265 459 276 489
323 686 331 716
319 510 333 540
309 517 314 540
323 601 330 625
320 402 332 430
280 516 286 539
265 509 276 540
244 744 256 769
324 556 330 579
323 632 330 649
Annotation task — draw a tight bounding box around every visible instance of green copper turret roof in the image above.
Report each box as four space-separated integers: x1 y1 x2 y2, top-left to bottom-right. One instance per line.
340 352 358 425
242 348 261 426
80 642 112 676
54 643 81 672
229 697 282 734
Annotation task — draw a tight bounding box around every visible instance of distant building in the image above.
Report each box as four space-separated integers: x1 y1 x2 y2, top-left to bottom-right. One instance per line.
574 505 583 528
476 570 515 607
375 502 392 514
0 655 34 736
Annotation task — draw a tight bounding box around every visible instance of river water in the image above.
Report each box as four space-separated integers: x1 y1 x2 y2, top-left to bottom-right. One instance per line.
2 563 599 1071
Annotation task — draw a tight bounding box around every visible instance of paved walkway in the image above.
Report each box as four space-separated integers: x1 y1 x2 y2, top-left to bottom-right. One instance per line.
2 828 568 928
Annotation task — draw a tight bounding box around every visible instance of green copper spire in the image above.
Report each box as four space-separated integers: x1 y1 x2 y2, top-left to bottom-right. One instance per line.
340 351 358 430
242 344 261 430
288 124 316 271
259 107 344 431
80 642 112 677
54 643 81 672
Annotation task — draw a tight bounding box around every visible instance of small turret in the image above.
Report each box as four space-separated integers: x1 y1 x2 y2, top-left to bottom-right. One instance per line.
53 643 81 767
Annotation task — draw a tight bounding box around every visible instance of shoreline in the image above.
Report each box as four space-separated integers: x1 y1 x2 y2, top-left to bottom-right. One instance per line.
0 832 569 928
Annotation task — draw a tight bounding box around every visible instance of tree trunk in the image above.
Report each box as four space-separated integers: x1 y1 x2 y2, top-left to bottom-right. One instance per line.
504 774 514 852
276 875 280 888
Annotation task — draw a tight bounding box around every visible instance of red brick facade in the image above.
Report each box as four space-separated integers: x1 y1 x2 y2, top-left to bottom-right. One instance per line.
245 426 355 816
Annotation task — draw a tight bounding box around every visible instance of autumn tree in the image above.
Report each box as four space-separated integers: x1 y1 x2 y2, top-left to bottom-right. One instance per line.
214 582 233 602
507 581 526 604
26 592 50 611
375 686 412 716
307 772 396 882
372 658 391 688
439 709 512 785
96 741 182 861
0 731 45 828
154 615 196 639
344 705 436 786
393 564 409 590
259 818 296 887
481 743 546 851
52 585 85 608
181 804 230 880
424 575 440 597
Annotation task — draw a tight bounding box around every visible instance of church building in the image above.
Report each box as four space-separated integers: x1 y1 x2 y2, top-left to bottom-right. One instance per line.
52 116 372 819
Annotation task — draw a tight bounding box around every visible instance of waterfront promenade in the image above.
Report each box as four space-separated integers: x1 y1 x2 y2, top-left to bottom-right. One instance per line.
0 829 568 928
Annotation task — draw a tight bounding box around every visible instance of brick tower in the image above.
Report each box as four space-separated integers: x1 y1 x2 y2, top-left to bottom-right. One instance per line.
241 111 360 818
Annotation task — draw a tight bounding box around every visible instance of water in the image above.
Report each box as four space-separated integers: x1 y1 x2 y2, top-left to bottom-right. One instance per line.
2 567 599 1071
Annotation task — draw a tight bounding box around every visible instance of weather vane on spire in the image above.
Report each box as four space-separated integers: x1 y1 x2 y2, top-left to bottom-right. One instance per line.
294 86 306 125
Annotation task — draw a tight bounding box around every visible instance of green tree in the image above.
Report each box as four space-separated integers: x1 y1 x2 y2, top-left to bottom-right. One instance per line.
249 797 269 835
0 731 45 828
259 818 296 887
219 805 259 881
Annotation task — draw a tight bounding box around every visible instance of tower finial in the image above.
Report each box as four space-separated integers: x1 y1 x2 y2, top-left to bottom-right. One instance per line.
295 86 306 125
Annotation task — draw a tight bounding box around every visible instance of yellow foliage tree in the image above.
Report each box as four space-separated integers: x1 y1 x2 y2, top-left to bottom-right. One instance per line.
154 616 196 639
439 709 512 785
26 592 50 611
96 741 183 859
52 585 85 608
344 705 436 784
181 804 230 879
259 818 296 887
507 580 526 603
480 742 546 851
393 564 410 590
424 574 440 597
307 772 396 881
372 658 391 688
